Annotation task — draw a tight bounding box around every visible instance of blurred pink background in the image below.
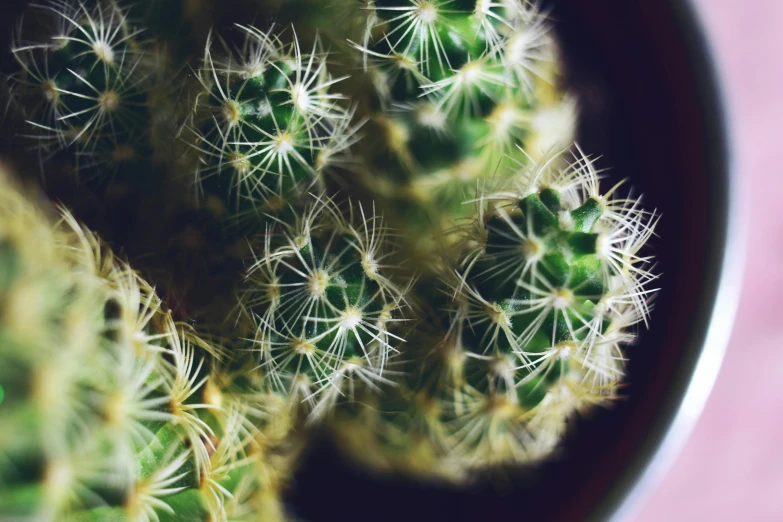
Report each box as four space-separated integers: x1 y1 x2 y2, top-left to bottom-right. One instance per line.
636 1 783 521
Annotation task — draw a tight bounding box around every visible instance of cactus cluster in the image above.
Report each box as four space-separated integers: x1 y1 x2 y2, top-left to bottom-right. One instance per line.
1 1 659 521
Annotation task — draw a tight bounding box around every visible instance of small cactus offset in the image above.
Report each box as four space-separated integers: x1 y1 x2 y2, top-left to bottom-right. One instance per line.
0 0 661 520
9 1 163 184
188 24 358 230
345 0 576 255
235 196 409 420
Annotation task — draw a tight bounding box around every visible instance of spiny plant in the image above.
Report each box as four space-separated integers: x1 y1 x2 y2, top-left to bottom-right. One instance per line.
188 23 359 231
8 1 163 186
0 170 291 522
330 151 658 479
345 0 577 255
1 0 662 518
234 196 409 421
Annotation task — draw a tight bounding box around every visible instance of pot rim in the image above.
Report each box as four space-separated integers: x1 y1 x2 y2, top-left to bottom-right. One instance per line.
594 2 745 521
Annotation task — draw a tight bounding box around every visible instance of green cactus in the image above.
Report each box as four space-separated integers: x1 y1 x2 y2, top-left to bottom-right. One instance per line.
344 0 576 256
187 24 359 231
9 1 155 184
234 196 409 420
329 151 658 478
0 171 291 522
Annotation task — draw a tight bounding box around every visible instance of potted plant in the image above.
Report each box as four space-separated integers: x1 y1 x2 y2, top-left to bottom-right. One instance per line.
0 1 737 521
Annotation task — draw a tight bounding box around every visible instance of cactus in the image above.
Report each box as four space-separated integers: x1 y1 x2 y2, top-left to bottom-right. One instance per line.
9 1 158 183
344 0 577 257
234 196 409 421
188 24 358 231
0 170 291 522
329 151 658 479
0 0 661 519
